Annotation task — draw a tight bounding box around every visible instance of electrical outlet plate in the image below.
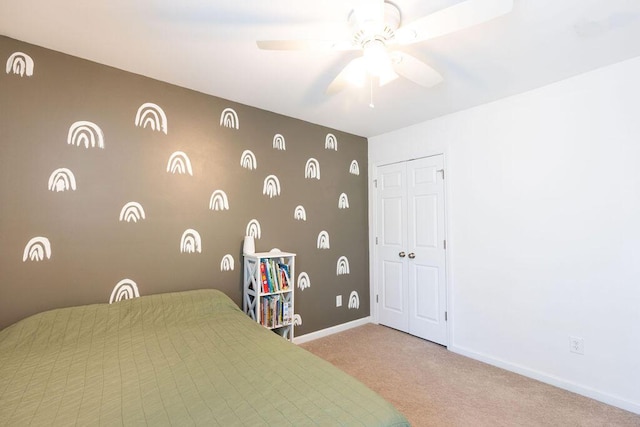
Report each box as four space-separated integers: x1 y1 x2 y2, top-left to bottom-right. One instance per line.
569 336 584 355
336 295 342 307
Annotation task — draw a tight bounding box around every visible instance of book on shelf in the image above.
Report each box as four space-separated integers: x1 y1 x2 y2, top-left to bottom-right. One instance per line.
244 252 295 341
259 294 291 328
279 263 290 289
282 301 290 324
260 261 269 293
263 259 274 292
259 258 292 293
269 260 277 292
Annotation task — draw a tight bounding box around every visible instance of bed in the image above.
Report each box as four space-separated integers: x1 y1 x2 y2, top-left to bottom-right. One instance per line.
0 289 409 426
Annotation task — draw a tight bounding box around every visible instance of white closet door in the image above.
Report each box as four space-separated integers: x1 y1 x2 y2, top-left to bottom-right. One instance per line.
406 156 447 345
376 155 448 345
377 162 409 331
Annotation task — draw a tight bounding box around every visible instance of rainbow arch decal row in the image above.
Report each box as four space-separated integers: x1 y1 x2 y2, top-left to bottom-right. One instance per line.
220 108 239 130
273 134 286 150
48 168 76 192
220 254 234 271
180 229 202 253
135 103 167 134
23 237 51 262
167 151 193 176
110 279 140 304
263 175 281 198
6 52 34 77
246 219 261 239
68 121 104 149
325 133 337 151
209 190 229 211
317 231 330 249
297 272 311 291
119 202 146 223
348 291 360 309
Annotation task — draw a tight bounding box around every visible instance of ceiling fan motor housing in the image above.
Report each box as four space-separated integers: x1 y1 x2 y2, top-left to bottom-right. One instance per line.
349 1 402 49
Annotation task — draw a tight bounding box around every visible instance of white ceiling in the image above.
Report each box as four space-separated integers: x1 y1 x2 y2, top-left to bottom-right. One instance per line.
2 0 640 137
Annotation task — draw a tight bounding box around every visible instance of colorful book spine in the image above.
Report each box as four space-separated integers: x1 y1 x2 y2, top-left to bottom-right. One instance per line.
280 263 290 289
264 260 274 292
260 260 269 293
283 301 290 324
258 295 293 327
268 260 276 292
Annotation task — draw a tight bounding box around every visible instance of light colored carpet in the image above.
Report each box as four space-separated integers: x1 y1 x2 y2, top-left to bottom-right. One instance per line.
300 324 640 427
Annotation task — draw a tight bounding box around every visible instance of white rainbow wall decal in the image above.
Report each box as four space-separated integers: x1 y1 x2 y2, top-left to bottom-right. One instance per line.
262 175 281 198
22 237 51 262
119 202 146 223
338 193 350 209
273 134 286 150
220 107 239 129
349 160 360 176
109 279 140 304
240 150 257 170
317 231 330 249
180 229 202 253
305 158 320 180
48 168 76 192
325 133 338 151
246 219 261 239
167 151 193 176
293 314 302 326
297 272 311 291
67 121 104 149
134 102 167 134
294 205 306 221
348 291 360 309
6 52 34 77
220 254 235 271
209 189 229 211
336 256 350 275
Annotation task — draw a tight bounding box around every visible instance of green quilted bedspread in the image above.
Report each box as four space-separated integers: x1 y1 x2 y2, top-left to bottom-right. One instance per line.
0 289 409 426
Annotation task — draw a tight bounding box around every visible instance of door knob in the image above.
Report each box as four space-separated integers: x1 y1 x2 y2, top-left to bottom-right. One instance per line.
408 253 416 259
399 252 406 258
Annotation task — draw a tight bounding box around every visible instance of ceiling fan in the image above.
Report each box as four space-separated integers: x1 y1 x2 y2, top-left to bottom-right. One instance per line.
257 0 513 95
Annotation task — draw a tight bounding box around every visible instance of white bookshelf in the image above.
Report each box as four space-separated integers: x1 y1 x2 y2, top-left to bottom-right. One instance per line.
243 251 295 342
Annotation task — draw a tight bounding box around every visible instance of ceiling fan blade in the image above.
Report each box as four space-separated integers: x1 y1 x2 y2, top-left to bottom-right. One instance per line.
395 0 513 44
256 40 356 51
326 57 367 95
391 52 443 88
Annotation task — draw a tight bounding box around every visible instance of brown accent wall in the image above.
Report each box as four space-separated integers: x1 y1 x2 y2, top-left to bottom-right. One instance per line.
0 36 369 335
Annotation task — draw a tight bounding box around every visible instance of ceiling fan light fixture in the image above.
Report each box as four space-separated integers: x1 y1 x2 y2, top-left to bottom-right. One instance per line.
362 39 398 85
363 40 390 73
258 0 514 95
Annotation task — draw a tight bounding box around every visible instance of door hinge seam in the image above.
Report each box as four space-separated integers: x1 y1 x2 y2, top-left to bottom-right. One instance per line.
445 311 448 321
444 239 447 250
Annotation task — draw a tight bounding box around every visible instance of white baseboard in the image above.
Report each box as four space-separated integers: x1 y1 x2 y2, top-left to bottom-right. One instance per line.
294 316 372 345
449 344 640 415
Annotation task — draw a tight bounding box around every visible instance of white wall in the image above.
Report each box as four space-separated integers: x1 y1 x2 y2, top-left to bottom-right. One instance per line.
369 56 640 414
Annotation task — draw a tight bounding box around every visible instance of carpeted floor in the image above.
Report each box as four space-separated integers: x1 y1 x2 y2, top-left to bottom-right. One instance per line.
299 324 640 427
